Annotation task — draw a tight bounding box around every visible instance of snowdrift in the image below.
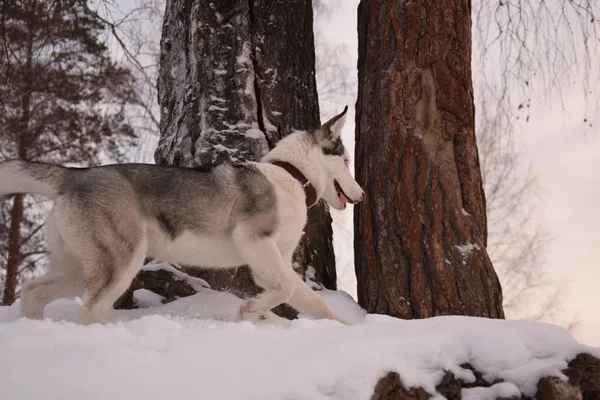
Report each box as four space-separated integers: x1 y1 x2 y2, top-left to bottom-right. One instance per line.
1 270 598 399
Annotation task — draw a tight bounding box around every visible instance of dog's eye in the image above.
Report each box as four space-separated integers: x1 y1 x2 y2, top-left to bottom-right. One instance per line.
343 159 349 166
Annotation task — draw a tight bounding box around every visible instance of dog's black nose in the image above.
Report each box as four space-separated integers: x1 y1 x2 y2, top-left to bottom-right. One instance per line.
353 192 365 203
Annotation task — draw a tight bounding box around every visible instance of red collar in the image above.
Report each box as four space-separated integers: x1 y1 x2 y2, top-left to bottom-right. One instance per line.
270 160 318 208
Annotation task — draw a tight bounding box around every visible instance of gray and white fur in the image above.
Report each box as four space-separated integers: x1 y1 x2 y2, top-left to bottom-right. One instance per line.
0 107 364 325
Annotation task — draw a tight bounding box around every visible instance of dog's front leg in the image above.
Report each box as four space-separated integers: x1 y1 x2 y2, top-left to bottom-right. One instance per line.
232 225 295 321
286 273 350 325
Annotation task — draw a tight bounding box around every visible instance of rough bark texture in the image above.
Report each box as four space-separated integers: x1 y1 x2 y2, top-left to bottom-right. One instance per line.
370 353 600 400
153 0 336 303
354 0 504 319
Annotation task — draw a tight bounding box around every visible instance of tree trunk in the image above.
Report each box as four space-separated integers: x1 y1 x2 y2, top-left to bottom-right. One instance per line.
354 0 504 319
3 30 32 305
153 0 335 301
2 194 24 305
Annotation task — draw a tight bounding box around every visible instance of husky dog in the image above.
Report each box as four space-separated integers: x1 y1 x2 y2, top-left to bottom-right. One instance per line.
0 106 364 325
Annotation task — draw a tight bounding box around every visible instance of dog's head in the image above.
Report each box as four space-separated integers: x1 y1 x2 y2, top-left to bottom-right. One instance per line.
312 106 365 210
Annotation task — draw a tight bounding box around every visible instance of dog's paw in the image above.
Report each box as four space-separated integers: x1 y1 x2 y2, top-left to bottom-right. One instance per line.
239 299 264 321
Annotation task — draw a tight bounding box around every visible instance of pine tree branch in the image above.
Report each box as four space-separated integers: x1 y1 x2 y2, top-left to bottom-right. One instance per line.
20 250 47 259
19 221 46 246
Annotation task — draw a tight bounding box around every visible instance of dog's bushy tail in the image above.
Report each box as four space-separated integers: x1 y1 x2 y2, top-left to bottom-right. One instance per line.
0 160 66 199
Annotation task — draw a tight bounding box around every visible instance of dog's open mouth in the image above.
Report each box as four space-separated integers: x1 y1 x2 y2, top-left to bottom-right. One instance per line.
334 180 354 207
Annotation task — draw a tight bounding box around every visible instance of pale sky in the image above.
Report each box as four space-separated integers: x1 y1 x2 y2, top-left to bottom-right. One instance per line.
516 95 600 345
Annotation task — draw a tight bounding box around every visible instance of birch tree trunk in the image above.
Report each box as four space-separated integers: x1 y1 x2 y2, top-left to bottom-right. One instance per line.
354 0 505 319
153 0 336 303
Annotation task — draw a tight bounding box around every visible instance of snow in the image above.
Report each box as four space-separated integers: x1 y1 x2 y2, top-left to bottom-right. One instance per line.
209 95 227 103
1 289 598 400
262 111 278 132
312 289 367 325
245 128 266 139
212 143 237 154
133 289 164 308
141 261 212 290
455 243 481 264
462 382 521 400
208 105 228 112
236 54 249 65
199 94 207 135
238 41 255 123
455 243 480 255
303 265 323 290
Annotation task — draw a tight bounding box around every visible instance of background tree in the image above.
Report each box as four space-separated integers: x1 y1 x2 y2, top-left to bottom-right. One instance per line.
0 0 137 304
354 0 504 318
150 0 336 309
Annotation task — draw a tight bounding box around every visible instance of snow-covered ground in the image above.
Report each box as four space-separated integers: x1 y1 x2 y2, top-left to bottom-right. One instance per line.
1 288 598 400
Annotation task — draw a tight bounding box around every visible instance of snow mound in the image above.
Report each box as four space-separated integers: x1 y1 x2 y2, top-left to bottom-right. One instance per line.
133 289 164 308
141 260 211 290
313 288 367 325
1 295 598 400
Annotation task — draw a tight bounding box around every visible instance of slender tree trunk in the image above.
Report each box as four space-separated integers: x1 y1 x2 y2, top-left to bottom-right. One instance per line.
3 134 28 305
2 194 24 305
354 0 504 319
3 29 33 305
153 0 335 303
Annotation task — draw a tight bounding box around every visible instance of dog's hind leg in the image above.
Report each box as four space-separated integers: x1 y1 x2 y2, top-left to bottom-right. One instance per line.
21 213 84 319
20 273 83 319
79 240 146 325
232 224 295 321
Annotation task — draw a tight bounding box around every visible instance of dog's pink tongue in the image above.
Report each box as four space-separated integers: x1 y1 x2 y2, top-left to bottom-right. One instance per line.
338 191 351 205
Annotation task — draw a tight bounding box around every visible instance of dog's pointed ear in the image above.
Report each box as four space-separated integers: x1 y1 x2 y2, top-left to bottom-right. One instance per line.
313 106 348 145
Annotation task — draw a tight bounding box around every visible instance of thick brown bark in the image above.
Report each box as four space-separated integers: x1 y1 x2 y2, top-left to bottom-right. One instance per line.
152 0 335 301
2 194 24 305
354 0 504 319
